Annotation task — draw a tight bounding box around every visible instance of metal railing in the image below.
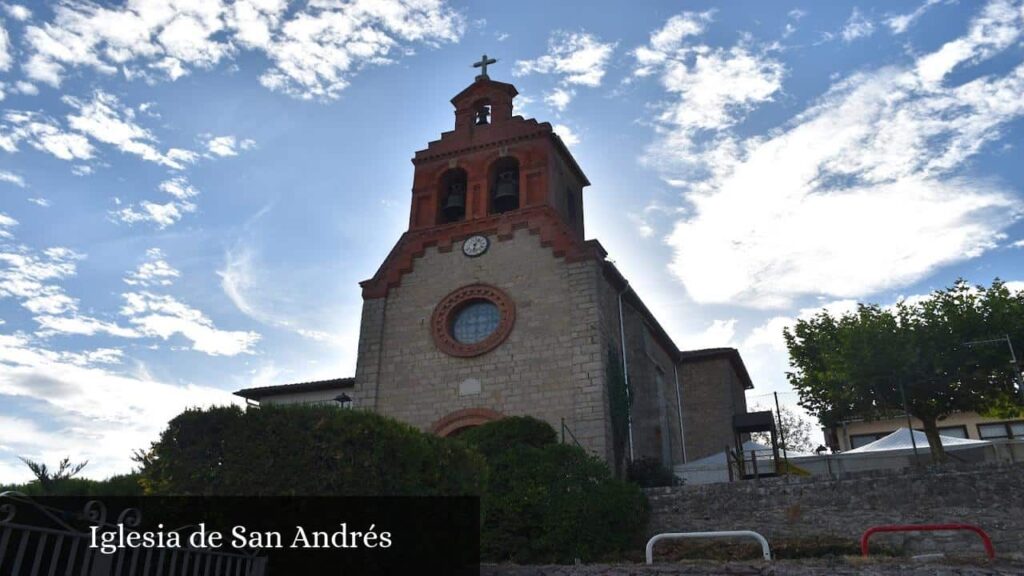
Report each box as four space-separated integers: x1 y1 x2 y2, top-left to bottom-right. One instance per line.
560 418 583 449
646 530 772 563
860 523 995 559
0 491 267 576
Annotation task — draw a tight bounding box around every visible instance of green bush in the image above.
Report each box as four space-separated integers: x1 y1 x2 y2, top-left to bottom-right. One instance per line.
137 404 485 496
461 418 647 563
627 457 676 488
457 415 557 458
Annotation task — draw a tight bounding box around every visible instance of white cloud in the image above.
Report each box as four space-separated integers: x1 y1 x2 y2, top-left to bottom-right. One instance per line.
675 318 736 351
0 332 236 482
0 110 95 161
204 134 256 157
124 248 180 287
0 169 24 187
515 31 617 87
120 291 260 356
34 314 139 339
634 10 714 77
552 124 579 146
915 0 1022 85
544 87 574 112
27 197 50 207
12 0 464 101
0 244 83 316
886 0 942 34
113 176 200 228
842 8 875 42
21 0 230 87
158 176 199 200
14 81 38 95
255 0 464 100
641 0 1024 308
218 243 336 343
0 18 11 71
515 30 616 112
64 90 196 169
113 200 196 229
632 13 784 150
3 4 31 22
1011 239 1024 248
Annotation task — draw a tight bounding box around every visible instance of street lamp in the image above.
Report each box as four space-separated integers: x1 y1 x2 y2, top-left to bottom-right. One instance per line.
963 335 1023 402
334 393 353 409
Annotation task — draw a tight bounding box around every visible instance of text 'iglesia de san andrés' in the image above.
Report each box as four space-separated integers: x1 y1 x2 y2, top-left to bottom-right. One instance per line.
235 59 753 475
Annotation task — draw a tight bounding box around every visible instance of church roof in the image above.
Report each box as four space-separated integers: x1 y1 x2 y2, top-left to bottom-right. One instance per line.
234 377 354 401
679 348 755 390
601 258 754 390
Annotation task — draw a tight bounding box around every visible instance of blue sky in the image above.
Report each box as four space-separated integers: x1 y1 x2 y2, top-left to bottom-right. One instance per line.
1 0 1022 481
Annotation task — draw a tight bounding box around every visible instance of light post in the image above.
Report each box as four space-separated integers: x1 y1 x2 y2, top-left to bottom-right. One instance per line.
963 335 1024 402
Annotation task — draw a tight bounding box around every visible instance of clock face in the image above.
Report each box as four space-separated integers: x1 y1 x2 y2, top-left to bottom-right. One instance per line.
462 235 489 257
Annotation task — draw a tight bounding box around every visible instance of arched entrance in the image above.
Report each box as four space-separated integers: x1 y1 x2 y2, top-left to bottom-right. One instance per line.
431 408 503 437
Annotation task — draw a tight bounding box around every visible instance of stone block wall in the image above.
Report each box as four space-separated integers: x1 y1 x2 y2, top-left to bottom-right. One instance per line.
646 462 1024 555
352 228 611 460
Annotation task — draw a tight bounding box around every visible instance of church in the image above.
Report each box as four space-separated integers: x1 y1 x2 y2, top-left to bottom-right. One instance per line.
235 59 753 474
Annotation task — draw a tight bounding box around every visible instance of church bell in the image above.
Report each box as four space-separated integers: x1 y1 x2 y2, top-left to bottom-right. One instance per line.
443 182 466 221
492 170 519 213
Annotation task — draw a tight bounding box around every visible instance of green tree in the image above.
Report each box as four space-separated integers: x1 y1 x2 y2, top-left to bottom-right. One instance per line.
785 279 1024 460
750 404 815 454
136 404 485 495
460 417 647 563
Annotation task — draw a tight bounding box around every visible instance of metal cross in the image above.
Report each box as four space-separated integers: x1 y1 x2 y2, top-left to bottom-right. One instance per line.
473 54 497 78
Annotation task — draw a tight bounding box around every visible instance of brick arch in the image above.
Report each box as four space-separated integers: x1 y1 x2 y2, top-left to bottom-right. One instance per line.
431 408 503 437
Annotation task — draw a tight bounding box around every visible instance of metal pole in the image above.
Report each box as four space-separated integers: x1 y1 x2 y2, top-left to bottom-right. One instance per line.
898 380 921 462
673 363 687 463
774 392 789 465
1006 335 1024 402
617 284 635 462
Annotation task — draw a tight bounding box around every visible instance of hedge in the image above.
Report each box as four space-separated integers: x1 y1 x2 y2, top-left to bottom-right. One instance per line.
138 404 485 496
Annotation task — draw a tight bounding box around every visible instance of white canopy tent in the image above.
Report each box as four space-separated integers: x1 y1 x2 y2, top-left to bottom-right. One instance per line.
673 441 815 485
843 427 991 455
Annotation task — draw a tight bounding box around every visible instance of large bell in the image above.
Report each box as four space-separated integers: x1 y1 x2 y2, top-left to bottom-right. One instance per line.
443 182 466 221
492 170 519 213
475 106 490 125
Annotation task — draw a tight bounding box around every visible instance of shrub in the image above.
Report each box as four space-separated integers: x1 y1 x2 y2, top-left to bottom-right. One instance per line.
137 404 485 496
461 418 647 563
627 457 676 488
457 415 556 458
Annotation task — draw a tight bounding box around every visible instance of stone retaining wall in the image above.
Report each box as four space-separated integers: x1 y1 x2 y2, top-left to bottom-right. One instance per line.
645 462 1024 556
482 559 1024 575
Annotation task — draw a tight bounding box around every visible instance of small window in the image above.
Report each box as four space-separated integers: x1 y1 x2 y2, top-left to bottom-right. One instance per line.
850 432 889 449
937 425 968 439
977 421 1024 439
566 188 578 225
451 300 500 344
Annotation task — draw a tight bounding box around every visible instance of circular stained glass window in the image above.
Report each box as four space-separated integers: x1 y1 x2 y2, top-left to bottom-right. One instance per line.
432 284 515 357
451 300 500 344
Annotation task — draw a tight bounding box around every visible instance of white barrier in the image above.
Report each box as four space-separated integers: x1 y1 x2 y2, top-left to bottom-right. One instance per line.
645 530 772 563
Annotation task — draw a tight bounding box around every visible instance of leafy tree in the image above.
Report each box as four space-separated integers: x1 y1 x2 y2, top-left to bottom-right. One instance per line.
785 279 1024 460
14 456 88 495
460 417 647 563
750 404 815 454
136 404 485 495
457 415 556 459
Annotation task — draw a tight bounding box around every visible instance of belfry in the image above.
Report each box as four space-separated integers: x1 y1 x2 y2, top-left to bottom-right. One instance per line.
235 60 753 474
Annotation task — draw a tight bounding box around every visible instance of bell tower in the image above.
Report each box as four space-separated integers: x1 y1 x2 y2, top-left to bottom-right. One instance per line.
402 61 589 239
354 58 616 464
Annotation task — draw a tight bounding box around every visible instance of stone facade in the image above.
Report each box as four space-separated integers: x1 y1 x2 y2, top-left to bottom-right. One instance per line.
236 74 754 473
352 228 613 461
646 462 1024 556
